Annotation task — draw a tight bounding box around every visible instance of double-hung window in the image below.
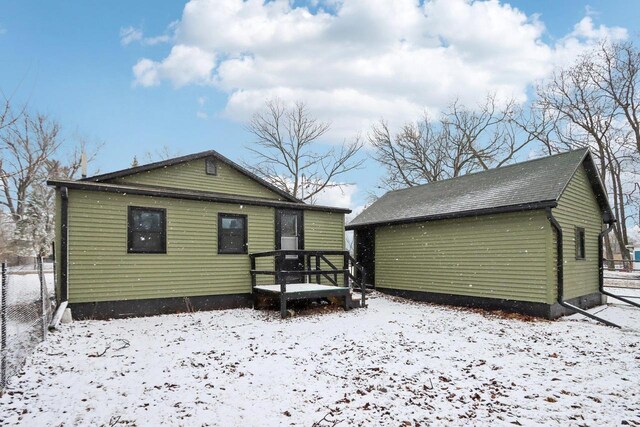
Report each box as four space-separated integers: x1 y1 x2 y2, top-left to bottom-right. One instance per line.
218 213 248 254
128 206 167 254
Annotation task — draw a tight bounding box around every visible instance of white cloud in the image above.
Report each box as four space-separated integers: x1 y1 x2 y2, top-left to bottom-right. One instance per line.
133 45 215 88
120 25 173 47
552 16 627 67
120 26 143 46
131 0 628 138
132 59 160 86
569 16 627 41
144 34 171 46
346 203 366 223
196 96 209 119
313 184 357 209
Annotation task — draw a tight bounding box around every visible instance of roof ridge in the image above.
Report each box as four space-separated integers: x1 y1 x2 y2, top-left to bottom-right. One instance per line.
80 149 302 203
81 150 217 182
347 146 611 230
387 147 590 195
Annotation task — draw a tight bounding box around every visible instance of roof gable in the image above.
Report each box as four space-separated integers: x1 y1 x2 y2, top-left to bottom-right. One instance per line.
82 150 301 203
347 148 613 229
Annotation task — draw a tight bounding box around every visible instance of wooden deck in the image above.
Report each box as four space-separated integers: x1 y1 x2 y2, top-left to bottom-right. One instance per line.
254 282 350 295
249 250 368 318
254 282 353 313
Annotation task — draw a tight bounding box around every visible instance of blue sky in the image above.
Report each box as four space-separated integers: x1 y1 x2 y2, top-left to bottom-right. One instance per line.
1 0 638 210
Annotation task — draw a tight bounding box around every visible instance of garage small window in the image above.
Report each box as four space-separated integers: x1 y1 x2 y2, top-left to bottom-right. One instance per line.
575 227 586 260
128 206 166 254
205 158 217 176
218 213 247 254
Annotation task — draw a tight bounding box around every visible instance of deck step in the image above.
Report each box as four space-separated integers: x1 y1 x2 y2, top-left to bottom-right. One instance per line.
348 292 366 309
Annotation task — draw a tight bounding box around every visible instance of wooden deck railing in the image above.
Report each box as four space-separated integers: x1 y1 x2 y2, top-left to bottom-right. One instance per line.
249 249 368 309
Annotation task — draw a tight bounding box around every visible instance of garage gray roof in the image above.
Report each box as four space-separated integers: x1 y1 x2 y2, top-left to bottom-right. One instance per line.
347 148 612 229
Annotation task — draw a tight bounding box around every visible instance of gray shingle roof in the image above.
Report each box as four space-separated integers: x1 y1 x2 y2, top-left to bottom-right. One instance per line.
81 150 301 203
347 148 609 229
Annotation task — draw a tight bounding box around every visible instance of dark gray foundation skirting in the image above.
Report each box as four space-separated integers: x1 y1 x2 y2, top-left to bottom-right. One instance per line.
69 293 252 320
377 288 604 320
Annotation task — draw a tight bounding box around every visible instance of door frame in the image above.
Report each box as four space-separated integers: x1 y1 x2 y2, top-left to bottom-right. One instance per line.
275 209 304 281
355 227 375 288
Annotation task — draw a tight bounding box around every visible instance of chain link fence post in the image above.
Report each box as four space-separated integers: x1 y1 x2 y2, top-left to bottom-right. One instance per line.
1 262 7 388
38 257 47 340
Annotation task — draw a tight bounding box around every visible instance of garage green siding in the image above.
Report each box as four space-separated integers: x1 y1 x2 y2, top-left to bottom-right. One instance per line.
111 158 283 200
304 210 345 285
375 210 552 303
66 189 276 303
551 164 603 299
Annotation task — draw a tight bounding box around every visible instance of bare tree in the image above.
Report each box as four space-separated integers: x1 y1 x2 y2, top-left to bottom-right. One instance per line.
369 115 450 189
510 100 571 156
0 210 15 259
245 99 364 202
592 41 640 156
531 42 640 265
0 112 62 223
66 134 103 178
0 98 102 256
0 92 25 134
370 94 531 190
144 145 181 162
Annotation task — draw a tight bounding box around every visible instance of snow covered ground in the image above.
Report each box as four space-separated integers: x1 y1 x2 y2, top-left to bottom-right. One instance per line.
1 292 639 426
3 268 55 305
604 270 640 289
2 270 55 336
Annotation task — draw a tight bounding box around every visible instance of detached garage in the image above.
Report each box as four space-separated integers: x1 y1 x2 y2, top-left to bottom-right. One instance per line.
347 148 615 319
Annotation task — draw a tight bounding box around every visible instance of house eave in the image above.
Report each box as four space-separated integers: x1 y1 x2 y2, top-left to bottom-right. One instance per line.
47 180 351 214
345 200 557 230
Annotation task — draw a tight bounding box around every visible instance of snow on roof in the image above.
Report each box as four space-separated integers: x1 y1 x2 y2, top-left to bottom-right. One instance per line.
348 148 610 229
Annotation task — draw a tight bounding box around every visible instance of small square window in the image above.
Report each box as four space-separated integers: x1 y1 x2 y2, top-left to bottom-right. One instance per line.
575 227 586 260
218 213 247 254
205 158 217 176
128 206 166 254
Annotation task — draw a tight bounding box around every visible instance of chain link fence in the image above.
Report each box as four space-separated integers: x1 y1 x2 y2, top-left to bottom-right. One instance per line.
1 257 55 389
603 258 640 290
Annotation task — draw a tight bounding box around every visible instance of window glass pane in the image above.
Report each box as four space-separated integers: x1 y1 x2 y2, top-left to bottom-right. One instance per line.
131 232 163 252
133 210 162 232
222 217 244 230
576 229 585 259
221 231 242 251
281 214 297 237
281 236 298 251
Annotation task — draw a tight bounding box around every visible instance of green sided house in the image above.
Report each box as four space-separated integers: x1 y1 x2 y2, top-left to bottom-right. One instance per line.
47 150 355 319
347 148 616 320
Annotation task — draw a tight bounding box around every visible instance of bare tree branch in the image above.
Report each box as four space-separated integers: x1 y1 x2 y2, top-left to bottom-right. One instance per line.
244 98 364 202
370 94 527 191
0 99 103 256
531 41 640 264
144 145 181 162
